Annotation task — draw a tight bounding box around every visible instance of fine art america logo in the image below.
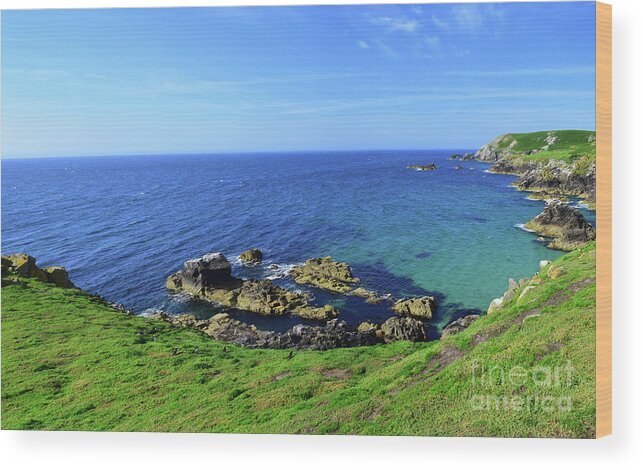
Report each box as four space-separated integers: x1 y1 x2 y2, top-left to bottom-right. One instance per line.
470 360 574 413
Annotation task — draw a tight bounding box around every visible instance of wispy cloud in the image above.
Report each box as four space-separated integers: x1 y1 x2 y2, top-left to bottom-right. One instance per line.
357 40 371 49
431 15 450 30
366 14 420 33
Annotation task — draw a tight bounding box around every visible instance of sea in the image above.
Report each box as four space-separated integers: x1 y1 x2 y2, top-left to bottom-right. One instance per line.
1 150 596 339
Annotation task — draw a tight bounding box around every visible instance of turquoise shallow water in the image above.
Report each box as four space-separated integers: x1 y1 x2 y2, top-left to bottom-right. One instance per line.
1 150 595 338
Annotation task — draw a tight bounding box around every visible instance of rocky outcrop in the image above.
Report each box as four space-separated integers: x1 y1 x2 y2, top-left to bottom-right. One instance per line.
441 315 479 338
391 296 436 320
349 287 387 304
238 248 263 265
2 253 75 288
449 152 475 161
151 312 425 350
524 200 595 251
474 134 517 162
379 317 426 343
491 158 596 201
290 257 360 293
408 164 437 171
167 253 338 320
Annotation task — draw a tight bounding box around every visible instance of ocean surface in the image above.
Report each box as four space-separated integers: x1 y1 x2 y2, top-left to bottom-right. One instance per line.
1 150 595 338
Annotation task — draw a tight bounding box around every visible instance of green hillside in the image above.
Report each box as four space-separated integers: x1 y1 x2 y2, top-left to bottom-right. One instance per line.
1 245 596 437
493 130 596 164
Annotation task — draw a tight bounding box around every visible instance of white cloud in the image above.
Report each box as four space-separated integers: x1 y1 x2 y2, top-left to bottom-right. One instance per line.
452 4 484 30
431 15 450 30
366 14 420 33
357 40 371 49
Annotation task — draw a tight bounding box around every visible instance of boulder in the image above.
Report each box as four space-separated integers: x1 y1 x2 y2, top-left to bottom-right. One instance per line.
540 260 552 269
408 163 437 171
524 200 595 251
179 252 235 290
441 315 480 339
238 248 263 265
487 297 503 314
290 256 360 293
43 266 75 288
391 296 436 320
350 287 384 304
2 253 37 277
379 317 426 343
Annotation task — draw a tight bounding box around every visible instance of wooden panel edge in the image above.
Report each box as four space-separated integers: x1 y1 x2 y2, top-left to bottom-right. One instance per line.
595 1 612 439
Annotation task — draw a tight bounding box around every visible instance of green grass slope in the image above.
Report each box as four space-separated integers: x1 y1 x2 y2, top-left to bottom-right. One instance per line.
1 245 596 437
495 130 596 164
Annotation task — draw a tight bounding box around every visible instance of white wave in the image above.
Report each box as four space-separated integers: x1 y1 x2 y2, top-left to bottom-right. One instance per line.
265 263 298 280
514 223 537 233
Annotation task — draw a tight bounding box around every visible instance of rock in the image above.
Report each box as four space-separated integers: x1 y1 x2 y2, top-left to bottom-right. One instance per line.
518 285 537 301
408 163 437 171
524 200 595 251
455 165 463 170
167 253 338 320
290 257 359 293
43 266 75 288
173 252 235 292
379 317 426 343
501 278 521 304
358 321 378 333
350 287 384 304
448 154 462 160
441 315 479 338
2 253 37 277
487 298 503 314
238 248 263 265
540 260 552 269
391 296 436 320
2 254 75 288
547 265 565 279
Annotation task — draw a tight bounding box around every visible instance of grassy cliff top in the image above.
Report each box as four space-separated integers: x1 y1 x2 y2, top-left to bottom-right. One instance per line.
1 245 596 437
491 130 596 163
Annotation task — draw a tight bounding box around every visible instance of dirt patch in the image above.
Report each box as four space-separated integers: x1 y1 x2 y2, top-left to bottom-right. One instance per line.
271 372 292 381
320 368 352 380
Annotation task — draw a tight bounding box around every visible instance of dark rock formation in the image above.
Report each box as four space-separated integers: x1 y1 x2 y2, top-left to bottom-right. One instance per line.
441 315 480 339
408 163 437 171
391 296 436 320
2 253 75 288
151 312 425 350
525 200 595 251
290 256 360 293
167 253 338 320
379 317 426 343
238 248 263 265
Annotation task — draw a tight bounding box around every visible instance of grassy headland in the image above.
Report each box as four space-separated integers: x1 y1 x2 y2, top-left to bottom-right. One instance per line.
2 244 596 437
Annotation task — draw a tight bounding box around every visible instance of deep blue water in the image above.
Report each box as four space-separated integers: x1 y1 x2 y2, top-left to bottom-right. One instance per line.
1 150 595 338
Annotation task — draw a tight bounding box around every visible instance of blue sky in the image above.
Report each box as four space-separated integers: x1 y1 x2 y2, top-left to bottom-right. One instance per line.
1 2 596 158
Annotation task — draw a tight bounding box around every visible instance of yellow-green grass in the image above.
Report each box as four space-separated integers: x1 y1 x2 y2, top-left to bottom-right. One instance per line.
1 244 596 437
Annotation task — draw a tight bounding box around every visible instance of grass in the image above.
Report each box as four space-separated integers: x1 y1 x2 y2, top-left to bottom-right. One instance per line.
496 130 596 164
1 244 596 437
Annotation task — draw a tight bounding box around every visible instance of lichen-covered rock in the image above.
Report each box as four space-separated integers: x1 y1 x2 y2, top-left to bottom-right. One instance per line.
167 253 338 320
524 200 595 251
487 297 503 314
350 287 385 304
43 266 75 288
238 248 263 265
379 317 426 343
391 296 436 320
290 256 360 293
2 254 75 288
547 265 566 279
2 253 37 277
441 315 480 338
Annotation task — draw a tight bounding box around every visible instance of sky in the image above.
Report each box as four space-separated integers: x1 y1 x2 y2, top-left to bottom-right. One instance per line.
1 2 596 158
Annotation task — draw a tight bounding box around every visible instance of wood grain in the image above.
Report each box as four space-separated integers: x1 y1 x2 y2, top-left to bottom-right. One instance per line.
595 1 612 439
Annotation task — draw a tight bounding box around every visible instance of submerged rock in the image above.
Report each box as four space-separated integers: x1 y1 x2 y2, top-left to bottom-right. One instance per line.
524 200 595 251
290 256 360 293
238 248 263 265
167 252 338 320
391 296 436 320
441 315 480 339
